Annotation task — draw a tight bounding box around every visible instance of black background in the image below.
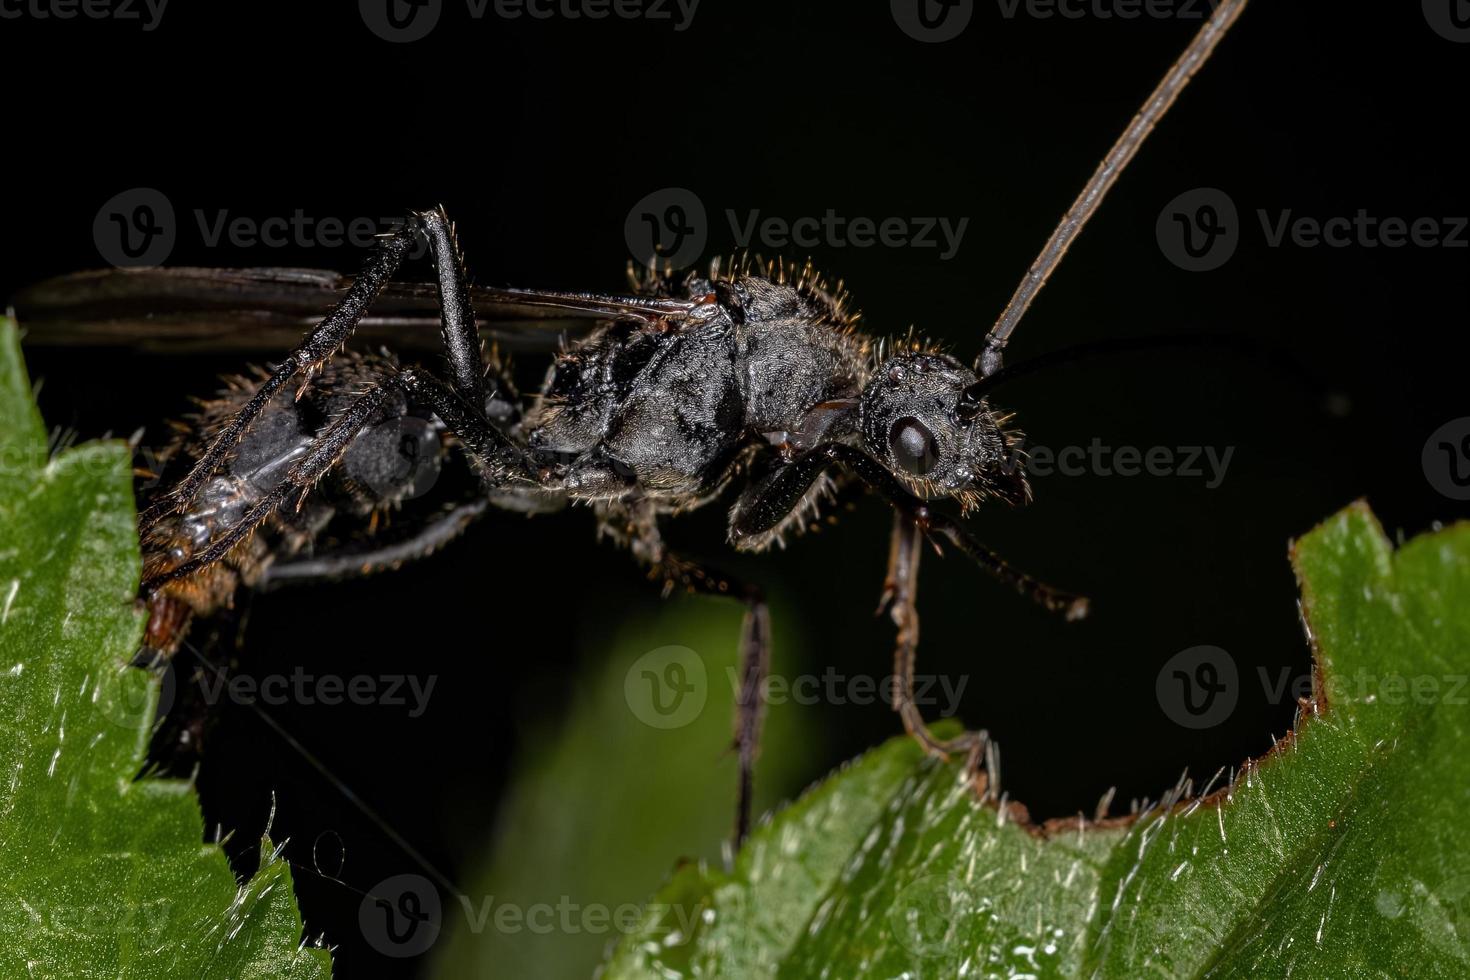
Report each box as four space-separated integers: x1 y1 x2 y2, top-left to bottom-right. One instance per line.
4 0 1467 976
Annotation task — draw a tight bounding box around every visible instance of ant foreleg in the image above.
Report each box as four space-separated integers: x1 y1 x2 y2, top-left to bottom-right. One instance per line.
731 460 994 792
881 513 990 795
730 443 1087 620
836 444 1087 619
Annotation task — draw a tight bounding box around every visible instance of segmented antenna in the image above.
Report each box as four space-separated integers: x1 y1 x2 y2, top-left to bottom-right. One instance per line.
977 0 1248 377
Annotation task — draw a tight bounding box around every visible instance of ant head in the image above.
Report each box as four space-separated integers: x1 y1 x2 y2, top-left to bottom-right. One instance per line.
860 351 1029 510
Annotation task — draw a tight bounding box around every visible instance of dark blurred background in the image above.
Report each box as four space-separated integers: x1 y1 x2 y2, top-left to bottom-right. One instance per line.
3 0 1467 976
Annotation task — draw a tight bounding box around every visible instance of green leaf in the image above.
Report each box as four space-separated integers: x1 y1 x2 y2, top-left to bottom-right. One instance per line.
604 503 1470 978
431 597 816 979
0 319 331 978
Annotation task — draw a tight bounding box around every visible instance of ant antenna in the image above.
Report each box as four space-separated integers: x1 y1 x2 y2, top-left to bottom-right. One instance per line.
977 0 1249 378
960 332 1338 411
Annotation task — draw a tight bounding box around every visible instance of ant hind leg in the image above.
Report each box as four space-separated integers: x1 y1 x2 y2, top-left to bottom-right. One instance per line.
609 503 770 848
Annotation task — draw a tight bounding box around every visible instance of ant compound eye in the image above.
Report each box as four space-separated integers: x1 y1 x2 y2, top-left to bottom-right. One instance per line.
888 417 939 475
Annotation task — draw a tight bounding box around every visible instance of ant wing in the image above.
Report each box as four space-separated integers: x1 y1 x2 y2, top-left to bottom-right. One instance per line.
11 267 704 355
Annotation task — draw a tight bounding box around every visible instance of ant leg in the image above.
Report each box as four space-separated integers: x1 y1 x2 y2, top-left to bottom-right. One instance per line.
261 463 568 587
880 514 989 792
614 506 769 845
829 445 1087 619
687 569 768 846
147 224 416 523
394 369 536 486
727 577 770 846
143 367 533 595
730 458 996 789
260 498 491 587
730 444 1087 620
419 207 489 408
149 207 489 524
659 557 768 847
668 566 768 846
